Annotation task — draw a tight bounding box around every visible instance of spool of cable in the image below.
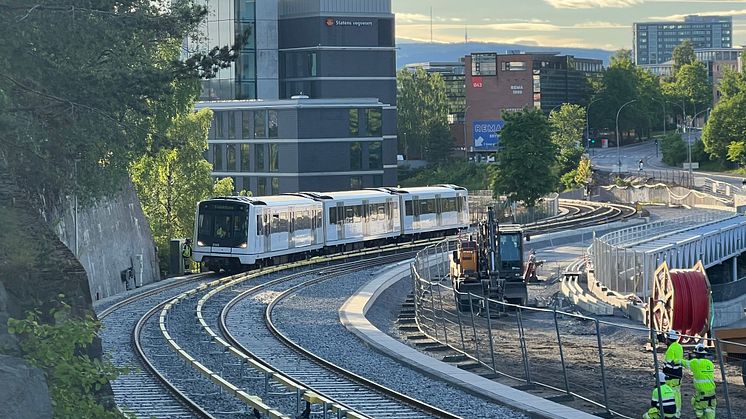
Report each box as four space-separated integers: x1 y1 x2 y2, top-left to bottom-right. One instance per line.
649 261 712 340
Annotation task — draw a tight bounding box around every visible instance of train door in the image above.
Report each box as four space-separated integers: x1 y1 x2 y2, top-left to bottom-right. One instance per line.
412 196 420 231
435 194 442 228
263 211 271 253
362 200 369 238
336 202 345 241
288 208 295 249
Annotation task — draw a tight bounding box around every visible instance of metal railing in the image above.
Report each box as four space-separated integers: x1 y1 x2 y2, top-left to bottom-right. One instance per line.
468 191 559 225
412 239 743 419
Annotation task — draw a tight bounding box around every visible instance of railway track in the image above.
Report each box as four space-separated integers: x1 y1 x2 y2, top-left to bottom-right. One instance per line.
523 200 636 235
98 273 219 418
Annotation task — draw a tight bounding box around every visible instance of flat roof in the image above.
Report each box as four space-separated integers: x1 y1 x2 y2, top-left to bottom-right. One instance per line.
197 97 386 111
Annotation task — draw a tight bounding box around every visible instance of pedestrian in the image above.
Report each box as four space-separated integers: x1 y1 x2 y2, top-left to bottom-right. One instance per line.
643 371 678 419
639 159 644 171
683 343 717 419
662 330 684 418
182 238 193 274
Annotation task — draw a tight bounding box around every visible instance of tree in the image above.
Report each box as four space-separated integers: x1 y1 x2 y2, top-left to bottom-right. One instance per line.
574 155 593 187
726 141 746 168
550 104 586 177
702 93 746 159
675 62 712 113
396 68 450 160
0 1 244 201
490 109 557 207
717 68 746 100
660 133 688 166
130 108 236 270
672 40 696 74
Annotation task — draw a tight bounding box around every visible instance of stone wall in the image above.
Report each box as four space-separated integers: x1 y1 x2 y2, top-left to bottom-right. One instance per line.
41 182 160 301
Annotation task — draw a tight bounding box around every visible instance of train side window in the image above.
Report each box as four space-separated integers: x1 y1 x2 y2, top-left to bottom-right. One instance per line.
271 214 280 233
419 200 429 215
405 200 413 216
345 206 354 223
353 205 362 222
377 205 385 219
256 215 262 235
329 207 337 224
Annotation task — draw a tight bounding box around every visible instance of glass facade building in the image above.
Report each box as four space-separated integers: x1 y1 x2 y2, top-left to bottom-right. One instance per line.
634 15 733 65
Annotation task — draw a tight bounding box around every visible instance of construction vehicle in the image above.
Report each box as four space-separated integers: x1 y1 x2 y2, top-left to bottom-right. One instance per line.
449 207 528 311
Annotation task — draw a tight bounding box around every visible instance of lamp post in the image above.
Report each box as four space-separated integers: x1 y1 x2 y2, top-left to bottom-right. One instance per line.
616 99 637 176
687 108 710 180
586 98 603 152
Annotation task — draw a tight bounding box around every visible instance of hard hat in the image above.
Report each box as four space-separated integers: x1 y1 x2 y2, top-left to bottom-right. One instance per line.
666 330 679 341
694 343 707 354
656 371 667 383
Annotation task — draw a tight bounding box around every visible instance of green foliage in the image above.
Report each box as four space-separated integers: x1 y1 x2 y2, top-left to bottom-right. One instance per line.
702 92 746 159
0 1 242 201
675 62 712 112
717 68 746 99
490 109 557 207
398 161 489 191
575 155 593 187
396 68 451 161
660 133 687 166
130 108 232 271
672 40 696 74
549 104 586 183
726 141 746 167
7 299 128 418
560 169 579 191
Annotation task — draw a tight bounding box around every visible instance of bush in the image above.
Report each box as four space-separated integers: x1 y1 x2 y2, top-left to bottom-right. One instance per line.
660 133 687 167
398 161 490 190
7 298 128 418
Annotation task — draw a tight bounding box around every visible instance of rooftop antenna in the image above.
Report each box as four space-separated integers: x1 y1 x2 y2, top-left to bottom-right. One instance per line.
430 6 433 43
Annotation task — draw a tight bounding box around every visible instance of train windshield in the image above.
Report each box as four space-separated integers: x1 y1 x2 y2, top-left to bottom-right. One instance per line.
197 202 249 248
499 232 523 265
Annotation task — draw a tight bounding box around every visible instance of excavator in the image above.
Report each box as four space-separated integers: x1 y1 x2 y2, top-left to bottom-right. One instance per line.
449 207 528 311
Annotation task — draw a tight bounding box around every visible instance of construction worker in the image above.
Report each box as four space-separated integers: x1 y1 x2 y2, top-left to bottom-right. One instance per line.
662 330 684 418
644 371 678 419
182 238 192 274
683 343 717 419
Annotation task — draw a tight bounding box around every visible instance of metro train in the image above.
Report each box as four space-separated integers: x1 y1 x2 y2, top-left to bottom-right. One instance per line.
192 185 469 272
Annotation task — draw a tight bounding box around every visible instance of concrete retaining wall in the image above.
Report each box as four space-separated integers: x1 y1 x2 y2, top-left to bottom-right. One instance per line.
713 294 746 328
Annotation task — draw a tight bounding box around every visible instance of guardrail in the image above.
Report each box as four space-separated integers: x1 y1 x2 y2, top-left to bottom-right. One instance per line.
469 191 559 225
411 239 743 419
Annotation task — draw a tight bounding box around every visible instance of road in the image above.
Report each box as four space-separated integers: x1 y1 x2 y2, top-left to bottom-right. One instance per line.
589 140 746 189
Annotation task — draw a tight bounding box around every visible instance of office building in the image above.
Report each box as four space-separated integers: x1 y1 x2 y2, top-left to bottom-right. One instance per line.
188 0 397 194
633 15 733 65
463 52 602 154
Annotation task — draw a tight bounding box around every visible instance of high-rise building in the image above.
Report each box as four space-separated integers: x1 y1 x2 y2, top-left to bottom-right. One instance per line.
187 0 396 194
633 16 733 65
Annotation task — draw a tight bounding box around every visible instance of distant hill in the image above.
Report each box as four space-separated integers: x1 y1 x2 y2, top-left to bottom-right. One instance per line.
396 40 615 68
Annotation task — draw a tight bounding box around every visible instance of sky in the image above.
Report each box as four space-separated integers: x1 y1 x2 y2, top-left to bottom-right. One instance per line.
393 0 746 50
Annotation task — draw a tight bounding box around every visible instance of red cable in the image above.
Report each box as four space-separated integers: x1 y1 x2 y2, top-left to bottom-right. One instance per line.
688 271 708 336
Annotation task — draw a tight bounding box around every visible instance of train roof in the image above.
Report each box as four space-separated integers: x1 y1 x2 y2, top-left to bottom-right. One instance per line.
370 185 467 195
207 195 316 207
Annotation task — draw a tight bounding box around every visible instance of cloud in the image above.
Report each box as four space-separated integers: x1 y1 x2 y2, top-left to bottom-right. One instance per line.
396 13 433 24
571 21 629 28
650 8 746 20
544 0 642 8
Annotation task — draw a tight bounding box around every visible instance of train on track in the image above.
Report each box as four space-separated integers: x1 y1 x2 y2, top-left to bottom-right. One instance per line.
192 185 469 272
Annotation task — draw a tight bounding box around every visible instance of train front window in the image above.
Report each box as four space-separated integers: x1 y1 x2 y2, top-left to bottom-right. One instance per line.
197 202 249 247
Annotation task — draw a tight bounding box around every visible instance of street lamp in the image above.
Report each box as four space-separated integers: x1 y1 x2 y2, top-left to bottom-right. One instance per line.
616 99 637 176
686 108 710 180
586 98 604 152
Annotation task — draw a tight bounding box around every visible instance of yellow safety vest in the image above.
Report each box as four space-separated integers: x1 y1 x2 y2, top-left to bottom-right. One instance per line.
650 384 677 418
182 244 192 258
684 357 716 394
663 342 683 382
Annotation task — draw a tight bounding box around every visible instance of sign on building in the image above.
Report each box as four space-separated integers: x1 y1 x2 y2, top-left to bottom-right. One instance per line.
472 76 483 88
472 120 504 150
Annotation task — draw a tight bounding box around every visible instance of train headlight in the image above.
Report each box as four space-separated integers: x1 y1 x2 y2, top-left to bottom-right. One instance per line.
239 242 248 248
197 240 205 246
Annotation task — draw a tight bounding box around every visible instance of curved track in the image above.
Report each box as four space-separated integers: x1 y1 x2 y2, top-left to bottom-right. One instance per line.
522 200 636 235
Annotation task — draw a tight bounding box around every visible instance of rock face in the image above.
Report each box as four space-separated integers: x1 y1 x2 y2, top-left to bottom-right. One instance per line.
43 181 161 302
0 355 53 419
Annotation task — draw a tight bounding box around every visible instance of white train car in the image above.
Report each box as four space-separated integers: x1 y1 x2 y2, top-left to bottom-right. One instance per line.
193 195 323 271
375 185 469 236
310 190 402 249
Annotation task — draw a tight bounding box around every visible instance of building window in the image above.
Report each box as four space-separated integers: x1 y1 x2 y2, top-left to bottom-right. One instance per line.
216 112 224 138
240 144 250 171
254 110 266 138
255 144 265 172
271 177 279 195
226 144 236 172
365 109 382 136
257 178 266 196
228 113 236 138
241 176 251 194
350 176 362 189
350 142 362 170
242 111 251 138
309 52 317 77
369 141 382 169
349 109 359 136
269 144 279 172
501 61 527 71
213 144 223 171
471 53 496 76
268 110 278 138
